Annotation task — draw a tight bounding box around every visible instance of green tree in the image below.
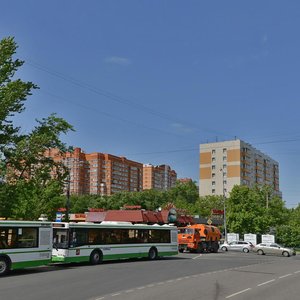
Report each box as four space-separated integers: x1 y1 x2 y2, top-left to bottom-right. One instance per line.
276 205 300 247
227 185 269 235
226 185 288 236
5 114 73 182
169 181 199 205
1 114 73 220
0 37 73 219
195 195 224 218
0 37 37 156
0 183 18 217
69 195 100 213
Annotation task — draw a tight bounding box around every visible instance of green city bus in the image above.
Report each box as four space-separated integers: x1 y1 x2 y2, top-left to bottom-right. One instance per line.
52 221 178 264
0 220 52 276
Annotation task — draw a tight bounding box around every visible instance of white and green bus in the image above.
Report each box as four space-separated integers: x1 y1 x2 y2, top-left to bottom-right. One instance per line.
0 220 52 276
52 221 178 264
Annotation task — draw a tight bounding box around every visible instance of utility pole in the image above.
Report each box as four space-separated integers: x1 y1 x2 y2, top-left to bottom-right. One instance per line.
220 168 227 242
66 172 70 222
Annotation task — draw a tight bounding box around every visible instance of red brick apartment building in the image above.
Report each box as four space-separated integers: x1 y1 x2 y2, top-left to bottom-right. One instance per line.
177 178 193 184
143 164 177 191
45 148 143 196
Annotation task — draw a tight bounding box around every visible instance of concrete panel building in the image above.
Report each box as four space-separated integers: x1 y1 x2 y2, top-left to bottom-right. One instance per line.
199 139 280 197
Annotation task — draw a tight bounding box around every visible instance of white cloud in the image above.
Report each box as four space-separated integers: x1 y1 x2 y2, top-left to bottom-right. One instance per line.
171 122 194 134
104 56 131 66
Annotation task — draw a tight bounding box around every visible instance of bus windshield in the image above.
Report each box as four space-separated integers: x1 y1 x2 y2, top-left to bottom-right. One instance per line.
53 229 69 249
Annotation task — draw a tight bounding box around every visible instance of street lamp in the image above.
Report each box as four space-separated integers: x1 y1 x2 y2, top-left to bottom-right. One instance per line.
220 168 227 242
65 172 70 222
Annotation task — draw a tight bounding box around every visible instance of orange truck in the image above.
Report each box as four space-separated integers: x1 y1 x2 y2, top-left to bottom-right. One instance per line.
178 224 221 253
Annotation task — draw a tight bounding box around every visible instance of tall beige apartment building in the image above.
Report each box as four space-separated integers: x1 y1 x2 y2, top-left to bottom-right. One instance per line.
199 139 280 197
143 164 177 191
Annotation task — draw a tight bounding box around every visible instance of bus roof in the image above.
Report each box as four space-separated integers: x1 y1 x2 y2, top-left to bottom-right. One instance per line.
52 221 177 230
0 220 52 227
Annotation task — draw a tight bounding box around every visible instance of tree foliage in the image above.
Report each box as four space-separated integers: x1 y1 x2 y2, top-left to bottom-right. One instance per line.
226 185 288 235
169 180 199 205
5 114 73 182
0 37 37 153
68 189 169 213
276 205 300 247
195 195 224 218
0 37 73 219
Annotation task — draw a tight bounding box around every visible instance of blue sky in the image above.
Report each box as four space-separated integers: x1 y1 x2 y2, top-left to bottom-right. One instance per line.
1 1 300 207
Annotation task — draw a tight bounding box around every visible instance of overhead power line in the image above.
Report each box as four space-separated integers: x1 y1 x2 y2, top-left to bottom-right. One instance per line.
40 90 186 139
27 59 232 138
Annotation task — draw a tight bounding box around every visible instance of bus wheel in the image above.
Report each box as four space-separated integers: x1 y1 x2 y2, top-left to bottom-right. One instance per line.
0 257 10 276
148 247 158 260
90 250 102 265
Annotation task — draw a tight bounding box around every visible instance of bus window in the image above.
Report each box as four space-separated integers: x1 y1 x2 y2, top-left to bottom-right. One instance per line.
138 229 149 243
0 228 17 248
71 229 88 247
0 227 37 249
149 230 171 243
17 227 38 248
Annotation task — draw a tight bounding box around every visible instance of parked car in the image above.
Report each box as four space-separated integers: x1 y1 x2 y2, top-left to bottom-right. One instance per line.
253 243 296 257
220 241 254 253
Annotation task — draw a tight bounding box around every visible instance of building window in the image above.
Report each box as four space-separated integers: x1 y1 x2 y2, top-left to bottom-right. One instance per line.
212 157 216 163
212 149 216 155
212 165 216 170
212 181 215 186
212 189 215 194
223 148 227 153
223 156 227 161
212 173 215 178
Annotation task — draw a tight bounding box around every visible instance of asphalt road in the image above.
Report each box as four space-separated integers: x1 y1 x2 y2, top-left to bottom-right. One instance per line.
1 251 300 300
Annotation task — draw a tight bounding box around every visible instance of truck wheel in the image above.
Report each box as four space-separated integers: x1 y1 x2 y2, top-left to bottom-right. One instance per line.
196 244 204 253
212 244 219 253
0 257 10 276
